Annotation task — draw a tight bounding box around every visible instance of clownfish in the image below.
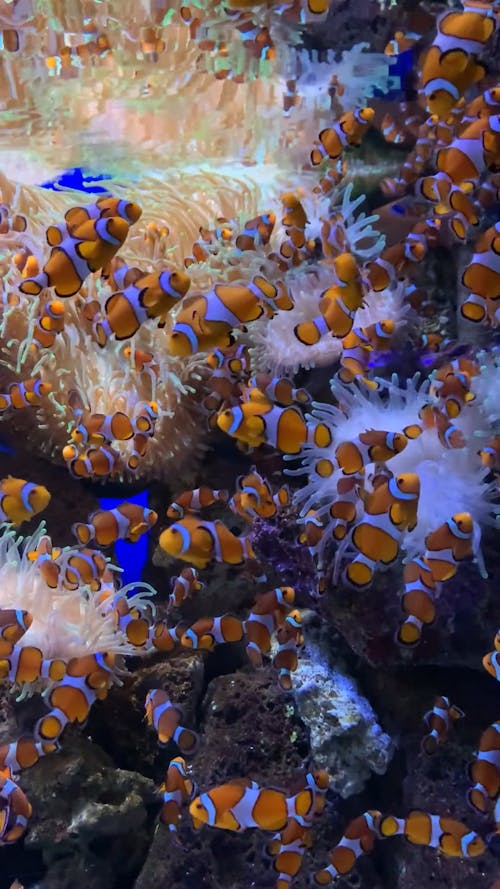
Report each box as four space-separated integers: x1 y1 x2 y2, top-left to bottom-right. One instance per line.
244 586 295 667
181 614 244 650
0 204 26 235
36 545 108 592
72 502 158 546
479 435 500 471
273 610 303 692
30 299 65 350
0 477 51 526
0 646 66 685
0 377 51 412
167 487 229 519
397 556 437 647
338 320 396 389
310 108 375 166
422 512 475 582
467 720 500 815
0 773 33 844
145 689 199 754
189 775 317 832
217 386 331 455
421 695 464 755
0 609 32 657
59 197 142 237
0 736 57 776
230 469 290 522
345 473 420 589
335 430 408 477
294 253 364 346
313 810 382 885
62 443 123 480
19 216 131 298
378 810 486 858
384 30 422 56
248 374 310 407
159 756 197 842
460 222 500 324
267 817 313 889
94 268 191 345
169 567 205 609
159 516 255 569
35 679 99 743
168 275 293 356
149 620 184 653
235 212 275 251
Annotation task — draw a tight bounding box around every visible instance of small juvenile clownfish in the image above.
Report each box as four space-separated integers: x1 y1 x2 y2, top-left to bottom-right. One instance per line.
31 299 65 350
0 646 66 685
229 467 290 521
0 377 51 412
159 516 255 570
295 252 364 346
159 756 197 842
378 810 486 858
244 586 295 667
62 443 123 480
310 108 375 166
313 810 382 885
168 275 293 356
467 720 500 815
169 567 205 610
0 773 33 844
145 689 199 754
61 197 142 236
94 268 191 345
0 204 27 234
217 387 331 456
189 775 317 833
248 374 310 407
19 216 131 298
149 620 184 653
181 614 244 650
421 695 464 755
384 30 422 55
0 736 57 776
267 818 312 889
235 212 276 251
422 513 475 583
334 430 408 477
0 477 51 526
345 473 420 589
461 222 500 325
0 609 32 657
38 545 108 592
273 610 303 692
478 435 500 471
339 320 396 389
397 556 437 647
167 487 229 519
72 502 158 546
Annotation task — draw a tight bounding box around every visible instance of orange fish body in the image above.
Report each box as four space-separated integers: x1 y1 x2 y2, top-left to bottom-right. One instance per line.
294 252 364 345
397 556 437 646
19 216 130 298
159 516 255 569
345 473 420 588
159 756 196 840
94 268 191 344
181 614 244 650
0 377 51 412
421 695 464 754
189 780 315 832
72 502 158 546
63 197 142 235
467 720 500 814
378 810 486 857
0 477 51 526
273 610 303 691
311 108 375 165
167 487 229 519
313 810 382 885
169 567 204 609
423 513 474 582
461 221 500 323
0 774 33 844
145 689 198 754
168 276 292 355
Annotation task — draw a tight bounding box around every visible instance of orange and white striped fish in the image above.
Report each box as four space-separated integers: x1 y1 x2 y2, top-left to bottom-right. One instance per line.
145 689 199 754
159 516 255 569
313 810 381 885
0 477 51 526
19 216 131 298
310 108 375 166
169 567 205 609
294 253 364 346
244 586 295 667
181 614 244 650
167 487 229 520
72 502 158 546
460 221 500 324
159 756 197 842
378 810 486 857
467 720 500 815
0 377 51 412
421 695 464 754
168 275 293 356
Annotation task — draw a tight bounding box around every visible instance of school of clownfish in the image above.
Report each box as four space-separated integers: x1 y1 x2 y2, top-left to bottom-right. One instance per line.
1 0 500 885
